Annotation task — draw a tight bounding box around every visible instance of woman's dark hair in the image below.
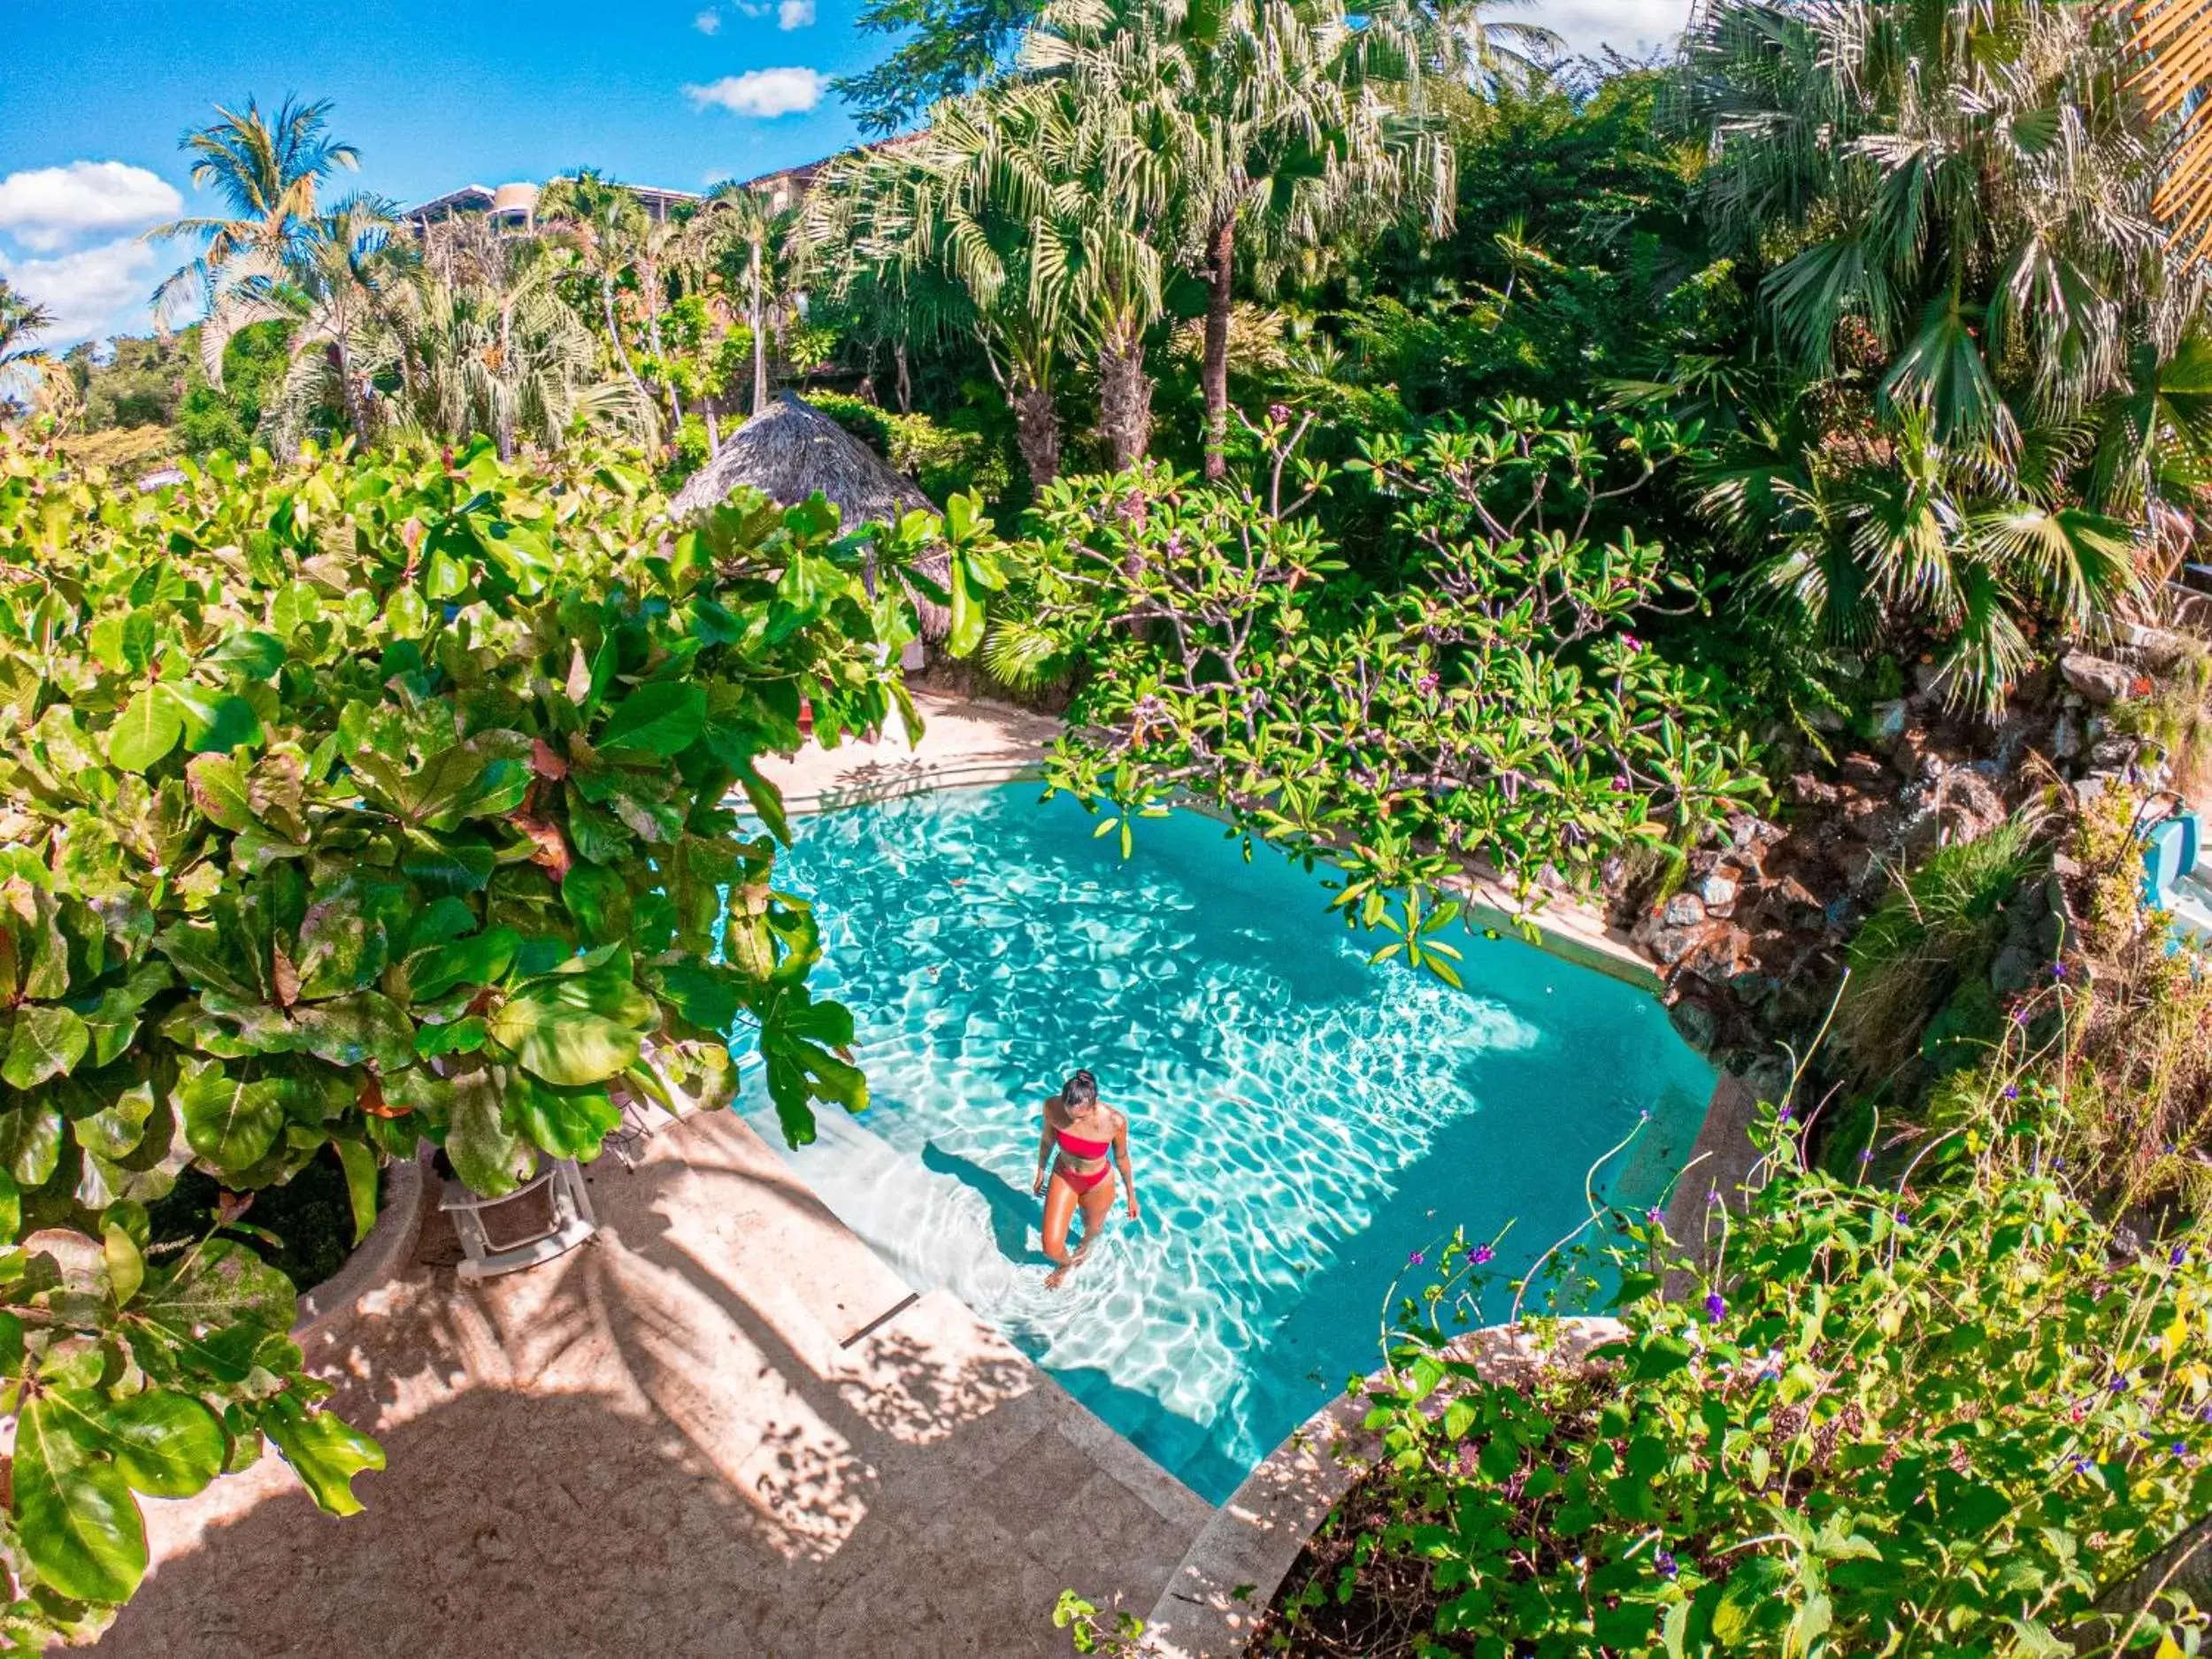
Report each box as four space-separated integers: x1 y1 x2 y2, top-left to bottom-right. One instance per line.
1062 1069 1098 1108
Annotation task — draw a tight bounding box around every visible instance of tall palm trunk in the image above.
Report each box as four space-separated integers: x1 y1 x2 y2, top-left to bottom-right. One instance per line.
641 257 683 432
1098 313 1152 471
749 237 769 416
1201 215 1235 481
600 277 652 416
1011 374 1061 487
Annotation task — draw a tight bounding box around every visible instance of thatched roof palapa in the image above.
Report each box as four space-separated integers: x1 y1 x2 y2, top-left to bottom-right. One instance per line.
668 392 950 638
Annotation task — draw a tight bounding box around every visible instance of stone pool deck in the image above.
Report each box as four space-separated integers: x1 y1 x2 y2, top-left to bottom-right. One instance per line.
94 1105 1209 1659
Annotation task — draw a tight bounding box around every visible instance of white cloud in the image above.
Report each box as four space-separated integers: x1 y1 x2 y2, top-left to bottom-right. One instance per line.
684 66 824 118
0 236 160 348
1491 0 1689 58
0 161 181 255
693 7 721 32
779 0 815 27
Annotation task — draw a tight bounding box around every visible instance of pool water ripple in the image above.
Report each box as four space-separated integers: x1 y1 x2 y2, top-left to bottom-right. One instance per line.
740 785 1713 1501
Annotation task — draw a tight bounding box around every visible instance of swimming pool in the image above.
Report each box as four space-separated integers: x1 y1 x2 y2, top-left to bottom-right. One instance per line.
740 784 1713 1502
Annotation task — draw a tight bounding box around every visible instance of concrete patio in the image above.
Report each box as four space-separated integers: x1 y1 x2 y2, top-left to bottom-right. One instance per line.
95 1105 1208 1659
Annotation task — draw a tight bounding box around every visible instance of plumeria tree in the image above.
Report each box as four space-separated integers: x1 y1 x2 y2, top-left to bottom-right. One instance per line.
998 402 1762 968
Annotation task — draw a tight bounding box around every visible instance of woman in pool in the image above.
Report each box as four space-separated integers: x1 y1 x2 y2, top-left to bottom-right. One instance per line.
1032 1069 1138 1288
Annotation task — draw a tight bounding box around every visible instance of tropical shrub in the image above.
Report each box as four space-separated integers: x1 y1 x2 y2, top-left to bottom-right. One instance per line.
1004 404 1763 969
1271 1089 2212 1657
809 389 1013 503
0 434 938 1647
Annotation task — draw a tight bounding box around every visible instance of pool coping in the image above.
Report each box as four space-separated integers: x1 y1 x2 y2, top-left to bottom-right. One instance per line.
1136 1316 1627 1658
757 694 1662 992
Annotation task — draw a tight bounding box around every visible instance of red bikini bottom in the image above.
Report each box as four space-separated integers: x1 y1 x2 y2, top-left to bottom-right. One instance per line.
1058 1162 1111 1194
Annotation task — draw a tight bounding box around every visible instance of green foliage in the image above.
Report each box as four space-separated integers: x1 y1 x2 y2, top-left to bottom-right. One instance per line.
1834 822 2047 1084
1010 404 1763 968
0 431 952 1647
808 390 1013 503
1332 1101 2212 1657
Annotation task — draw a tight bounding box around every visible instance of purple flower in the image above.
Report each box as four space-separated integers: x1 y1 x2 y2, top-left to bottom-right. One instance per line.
1408 1251 1425 1267
2173 1246 2189 1267
1703 1292 1726 1323
1646 1207 1664 1225
1859 1149 1874 1164
2012 1007 2032 1026
2051 961 2068 980
1472 1244 1496 1266
2110 1375 2131 1394
2176 1442 2189 1457
1707 1191 1722 1207
1655 1551 1678 1580
2074 1457 2095 1475
1268 403 1291 424
2003 1086 2020 1102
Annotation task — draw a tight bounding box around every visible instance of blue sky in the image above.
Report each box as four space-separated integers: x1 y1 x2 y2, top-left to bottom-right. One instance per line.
0 0 1690 350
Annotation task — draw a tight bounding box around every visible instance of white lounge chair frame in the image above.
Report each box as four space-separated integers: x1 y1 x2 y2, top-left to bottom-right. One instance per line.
441 1156 598 1281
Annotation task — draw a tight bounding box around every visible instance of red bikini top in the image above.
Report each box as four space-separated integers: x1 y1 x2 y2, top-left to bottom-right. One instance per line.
1057 1128 1112 1159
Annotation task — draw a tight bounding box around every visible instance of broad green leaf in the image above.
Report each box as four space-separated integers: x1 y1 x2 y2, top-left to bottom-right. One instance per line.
506 1072 622 1161
445 1067 531 1194
561 864 632 947
288 993 416 1071
46 1386 223 1499
596 681 708 757
2 1003 90 1090
488 970 655 1087
163 685 263 755
134 1240 297 1378
260 1394 383 1517
175 1061 285 1173
334 1141 380 1246
102 1221 144 1307
14 1394 148 1605
107 689 183 772
185 753 256 831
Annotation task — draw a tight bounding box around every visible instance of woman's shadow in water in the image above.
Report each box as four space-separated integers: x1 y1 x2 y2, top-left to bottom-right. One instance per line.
919 1141 1049 1265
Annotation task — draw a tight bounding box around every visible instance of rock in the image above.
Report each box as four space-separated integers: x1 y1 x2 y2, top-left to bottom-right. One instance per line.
1990 943 2039 995
1835 843 1887 893
1768 875 1825 931
1663 892 1708 929
1839 752 1891 788
2060 652 2134 705
1869 699 1909 741
1913 658 1958 699
1935 770 2006 846
2089 735 2139 771
1743 1052 1795 1106
1697 870 1740 918
1892 724 1946 782
2075 773 2108 804
2120 622 2197 671
1667 995 1720 1054
1647 925 1707 966
2054 712 2084 760
1842 796 1897 843
1788 773 1840 807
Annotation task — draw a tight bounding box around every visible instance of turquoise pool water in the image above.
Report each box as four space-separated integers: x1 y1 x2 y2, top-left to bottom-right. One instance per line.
740 784 1713 1502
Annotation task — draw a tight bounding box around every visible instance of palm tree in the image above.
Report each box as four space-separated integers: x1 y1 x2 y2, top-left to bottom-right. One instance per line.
1025 0 1456 479
382 241 649 457
536 171 657 431
703 182 795 419
209 195 415 450
810 90 1125 482
147 96 358 329
1683 0 2170 452
0 280 54 378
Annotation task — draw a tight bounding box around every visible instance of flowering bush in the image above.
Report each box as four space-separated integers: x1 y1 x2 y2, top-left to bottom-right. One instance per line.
1004 403 1763 979
1271 1093 2212 1657
0 434 941 1648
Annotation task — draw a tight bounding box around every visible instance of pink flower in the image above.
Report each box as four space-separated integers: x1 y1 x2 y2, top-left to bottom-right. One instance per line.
1471 1244 1495 1266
